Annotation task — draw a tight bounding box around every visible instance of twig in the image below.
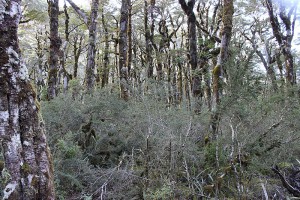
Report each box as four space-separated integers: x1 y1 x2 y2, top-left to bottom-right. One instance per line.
272 165 300 197
260 180 269 200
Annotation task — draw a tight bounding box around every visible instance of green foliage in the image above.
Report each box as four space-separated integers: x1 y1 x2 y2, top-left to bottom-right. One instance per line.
37 74 300 199
145 183 173 199
22 0 48 22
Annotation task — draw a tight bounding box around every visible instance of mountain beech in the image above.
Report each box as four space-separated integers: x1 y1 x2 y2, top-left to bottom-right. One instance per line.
265 0 297 85
211 0 234 136
119 0 130 100
179 0 201 98
66 0 100 92
0 0 55 199
47 0 61 100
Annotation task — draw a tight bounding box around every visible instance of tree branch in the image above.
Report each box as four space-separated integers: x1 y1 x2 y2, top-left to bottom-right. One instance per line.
272 165 300 197
66 0 88 25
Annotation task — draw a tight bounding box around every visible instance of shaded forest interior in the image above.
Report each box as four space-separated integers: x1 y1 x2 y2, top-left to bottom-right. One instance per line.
1 0 300 199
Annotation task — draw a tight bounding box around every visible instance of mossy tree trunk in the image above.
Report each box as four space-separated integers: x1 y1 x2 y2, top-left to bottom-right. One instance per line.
85 0 100 92
101 7 109 88
119 0 130 100
35 29 46 100
0 0 55 199
211 0 234 136
127 1 133 78
265 0 297 86
73 33 83 79
179 0 202 102
47 0 61 100
144 0 153 78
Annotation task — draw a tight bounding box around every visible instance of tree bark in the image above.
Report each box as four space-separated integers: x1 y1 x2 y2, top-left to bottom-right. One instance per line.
144 0 153 78
179 0 201 98
73 33 83 79
47 0 61 100
85 0 99 92
35 29 46 100
119 0 130 100
265 0 297 85
0 0 55 199
101 8 109 88
211 0 234 136
127 1 132 77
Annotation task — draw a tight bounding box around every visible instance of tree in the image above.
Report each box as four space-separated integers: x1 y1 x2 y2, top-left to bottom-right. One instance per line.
211 0 234 136
0 0 55 199
144 0 153 78
179 0 201 97
47 0 61 100
66 0 100 92
265 0 298 86
101 6 110 88
119 0 130 100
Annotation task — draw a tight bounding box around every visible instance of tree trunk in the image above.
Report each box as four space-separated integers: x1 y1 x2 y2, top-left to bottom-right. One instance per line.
35 29 46 101
211 0 234 136
101 9 109 88
179 0 201 98
66 0 100 91
265 0 297 85
47 0 61 100
119 0 130 100
0 1 55 199
127 1 132 77
85 0 100 92
73 34 83 79
144 0 153 78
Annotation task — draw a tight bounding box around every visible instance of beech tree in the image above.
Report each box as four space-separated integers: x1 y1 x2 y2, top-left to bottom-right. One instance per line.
179 0 201 98
265 0 298 86
5 0 300 199
0 0 55 199
119 0 130 100
66 0 100 91
211 0 234 135
47 0 61 100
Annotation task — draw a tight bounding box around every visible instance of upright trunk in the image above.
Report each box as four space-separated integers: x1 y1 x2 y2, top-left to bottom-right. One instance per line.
101 9 109 87
127 1 132 77
35 30 46 100
119 0 130 100
179 0 201 98
211 0 234 136
47 0 61 100
86 0 100 92
73 34 83 79
0 0 55 199
62 0 70 93
144 0 153 78
64 0 70 42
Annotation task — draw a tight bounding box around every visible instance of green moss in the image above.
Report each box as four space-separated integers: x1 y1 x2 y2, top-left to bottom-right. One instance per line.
213 65 221 76
21 162 32 174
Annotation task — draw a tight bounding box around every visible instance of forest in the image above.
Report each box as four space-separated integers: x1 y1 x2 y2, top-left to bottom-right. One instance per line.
0 0 300 199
